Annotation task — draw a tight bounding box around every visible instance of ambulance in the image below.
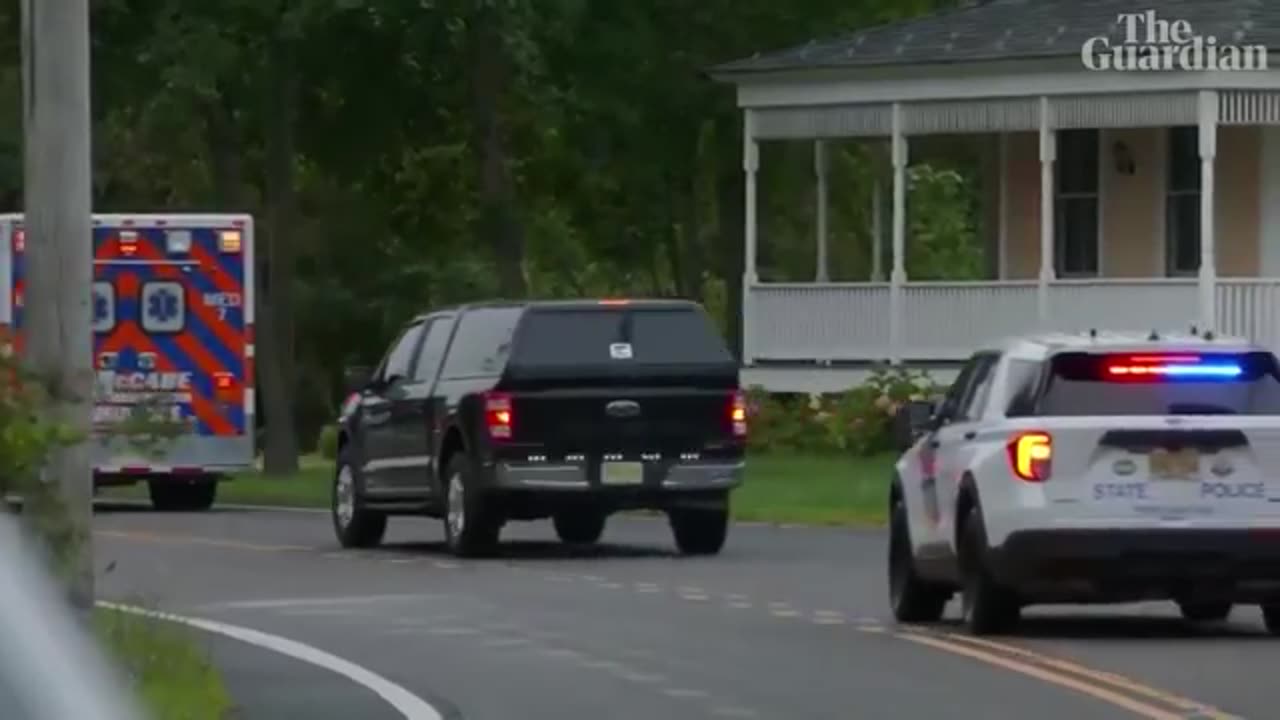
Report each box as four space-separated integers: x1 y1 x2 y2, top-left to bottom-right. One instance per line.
0 214 255 511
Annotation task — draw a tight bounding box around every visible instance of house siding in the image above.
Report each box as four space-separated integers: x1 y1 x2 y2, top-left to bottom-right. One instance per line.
1000 126 1262 279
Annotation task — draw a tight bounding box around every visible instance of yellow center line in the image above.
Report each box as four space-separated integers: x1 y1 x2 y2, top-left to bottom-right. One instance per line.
936 632 1240 719
897 632 1187 720
94 529 314 553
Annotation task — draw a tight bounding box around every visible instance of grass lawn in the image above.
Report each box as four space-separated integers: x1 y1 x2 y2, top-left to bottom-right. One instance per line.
94 607 234 720
103 452 897 526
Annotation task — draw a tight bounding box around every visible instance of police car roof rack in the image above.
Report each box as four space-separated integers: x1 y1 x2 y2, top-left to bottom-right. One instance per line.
1148 329 1160 341
1088 328 1098 339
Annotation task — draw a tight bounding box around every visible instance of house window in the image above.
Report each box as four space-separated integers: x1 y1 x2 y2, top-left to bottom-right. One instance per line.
1055 129 1100 276
1166 126 1202 276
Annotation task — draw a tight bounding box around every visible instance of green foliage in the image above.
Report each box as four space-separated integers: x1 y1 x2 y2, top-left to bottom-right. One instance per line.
95 608 233 720
316 423 339 461
745 366 946 456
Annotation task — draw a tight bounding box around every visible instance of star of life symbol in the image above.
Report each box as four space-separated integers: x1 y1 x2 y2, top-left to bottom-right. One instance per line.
93 291 109 324
148 287 180 323
1082 10 1268 72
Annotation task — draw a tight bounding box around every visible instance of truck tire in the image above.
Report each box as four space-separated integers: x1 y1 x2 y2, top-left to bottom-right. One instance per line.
1262 604 1280 635
888 496 950 623
553 511 607 545
1178 601 1232 623
442 454 500 557
148 477 217 512
669 505 729 556
331 458 387 548
958 503 1020 635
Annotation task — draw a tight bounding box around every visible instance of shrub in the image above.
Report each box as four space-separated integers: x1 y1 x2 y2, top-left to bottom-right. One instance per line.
744 365 946 456
316 423 340 460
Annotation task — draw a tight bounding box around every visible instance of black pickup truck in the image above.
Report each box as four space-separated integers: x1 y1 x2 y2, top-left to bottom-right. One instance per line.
331 299 746 557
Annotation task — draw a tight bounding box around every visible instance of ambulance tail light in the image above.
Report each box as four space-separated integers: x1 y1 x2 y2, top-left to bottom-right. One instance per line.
483 391 513 441
213 372 239 402
218 229 242 253
118 231 139 257
1007 432 1052 482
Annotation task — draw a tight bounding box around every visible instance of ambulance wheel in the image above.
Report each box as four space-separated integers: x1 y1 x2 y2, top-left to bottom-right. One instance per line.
148 477 217 512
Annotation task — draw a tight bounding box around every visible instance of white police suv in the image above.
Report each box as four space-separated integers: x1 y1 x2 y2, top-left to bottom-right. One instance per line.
888 330 1280 635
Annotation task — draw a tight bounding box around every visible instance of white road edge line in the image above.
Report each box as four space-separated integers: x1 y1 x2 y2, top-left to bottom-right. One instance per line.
97 602 443 720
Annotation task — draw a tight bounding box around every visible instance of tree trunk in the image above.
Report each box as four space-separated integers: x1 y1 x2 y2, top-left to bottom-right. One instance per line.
259 35 300 475
468 6 527 298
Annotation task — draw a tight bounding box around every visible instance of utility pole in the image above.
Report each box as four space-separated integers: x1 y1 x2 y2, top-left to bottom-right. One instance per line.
20 0 95 610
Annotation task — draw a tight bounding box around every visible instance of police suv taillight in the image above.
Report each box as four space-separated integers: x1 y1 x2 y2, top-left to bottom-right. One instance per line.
1007 432 1051 482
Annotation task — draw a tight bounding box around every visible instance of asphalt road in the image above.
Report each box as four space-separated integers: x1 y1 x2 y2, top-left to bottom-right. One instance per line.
93 504 1275 720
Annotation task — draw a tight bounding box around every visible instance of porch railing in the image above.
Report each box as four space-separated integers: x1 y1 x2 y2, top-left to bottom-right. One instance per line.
744 278 1280 363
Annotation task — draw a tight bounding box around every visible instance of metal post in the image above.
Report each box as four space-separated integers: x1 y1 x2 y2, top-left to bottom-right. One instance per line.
1198 90 1218 332
742 109 759 365
20 0 94 610
889 104 907 363
1038 97 1056 329
814 139 829 282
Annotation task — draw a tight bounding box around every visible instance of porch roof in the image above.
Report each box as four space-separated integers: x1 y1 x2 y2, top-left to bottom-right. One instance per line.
712 0 1280 75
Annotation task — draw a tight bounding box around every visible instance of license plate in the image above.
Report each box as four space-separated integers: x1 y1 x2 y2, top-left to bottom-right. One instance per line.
601 462 644 486
1149 447 1200 480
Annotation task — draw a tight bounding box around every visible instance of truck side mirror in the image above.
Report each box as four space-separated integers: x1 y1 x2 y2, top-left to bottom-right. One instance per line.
342 366 373 394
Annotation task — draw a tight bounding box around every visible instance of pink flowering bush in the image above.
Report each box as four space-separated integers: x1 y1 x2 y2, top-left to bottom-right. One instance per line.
744 365 944 456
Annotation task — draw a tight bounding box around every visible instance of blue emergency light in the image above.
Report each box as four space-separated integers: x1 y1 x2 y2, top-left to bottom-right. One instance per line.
1104 355 1243 380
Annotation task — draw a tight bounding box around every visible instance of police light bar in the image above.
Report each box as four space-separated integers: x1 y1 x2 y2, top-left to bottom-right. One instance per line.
1103 355 1243 380
218 230 242 253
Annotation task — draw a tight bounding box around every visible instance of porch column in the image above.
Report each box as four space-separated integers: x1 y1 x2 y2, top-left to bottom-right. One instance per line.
871 178 884 281
889 103 907 363
743 109 759 364
814 139 829 282
1037 97 1056 328
1198 90 1218 331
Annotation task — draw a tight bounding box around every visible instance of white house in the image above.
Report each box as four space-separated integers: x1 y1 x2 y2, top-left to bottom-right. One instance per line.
712 0 1280 392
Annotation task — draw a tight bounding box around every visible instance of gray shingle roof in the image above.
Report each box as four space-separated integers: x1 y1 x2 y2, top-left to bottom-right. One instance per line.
712 0 1280 75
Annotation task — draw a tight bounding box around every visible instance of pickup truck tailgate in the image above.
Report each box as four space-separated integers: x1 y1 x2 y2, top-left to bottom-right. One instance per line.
511 388 736 455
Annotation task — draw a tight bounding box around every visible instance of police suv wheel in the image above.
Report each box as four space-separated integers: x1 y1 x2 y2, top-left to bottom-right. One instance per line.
959 504 1020 635
1178 601 1232 623
442 455 500 557
888 496 949 623
331 458 386 549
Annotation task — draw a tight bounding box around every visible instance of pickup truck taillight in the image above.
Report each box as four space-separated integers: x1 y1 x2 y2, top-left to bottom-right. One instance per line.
730 390 747 438
484 391 513 440
1007 431 1051 481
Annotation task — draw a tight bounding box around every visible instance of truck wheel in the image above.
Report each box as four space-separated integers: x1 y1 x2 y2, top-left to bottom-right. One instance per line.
1262 604 1280 635
443 455 500 558
669 505 729 556
553 511 606 545
1178 601 1232 623
332 459 386 548
888 496 950 623
959 503 1020 635
148 477 217 512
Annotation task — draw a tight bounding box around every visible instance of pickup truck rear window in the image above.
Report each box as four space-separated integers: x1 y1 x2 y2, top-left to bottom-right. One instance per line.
512 307 733 366
1034 351 1280 415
